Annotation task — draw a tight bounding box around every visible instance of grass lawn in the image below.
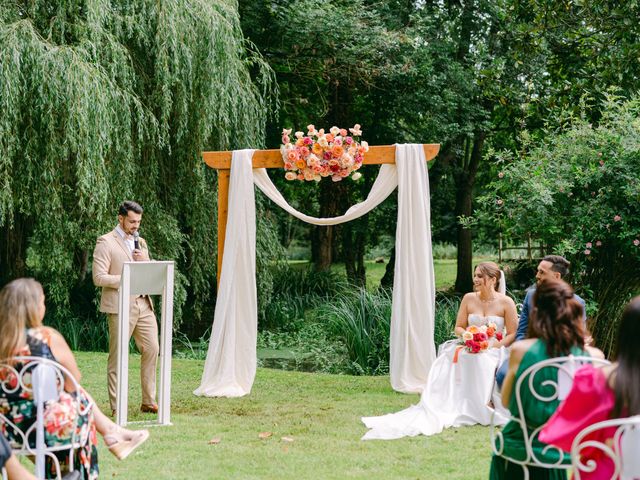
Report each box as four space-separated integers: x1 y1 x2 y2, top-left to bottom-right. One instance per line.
75 351 494 479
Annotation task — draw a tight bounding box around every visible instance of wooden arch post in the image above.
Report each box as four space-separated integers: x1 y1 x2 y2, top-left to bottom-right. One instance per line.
202 144 440 287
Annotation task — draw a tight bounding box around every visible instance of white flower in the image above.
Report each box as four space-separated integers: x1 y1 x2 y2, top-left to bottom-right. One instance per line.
295 131 304 139
360 140 369 152
479 325 488 333
351 172 362 181
284 172 296 181
349 124 362 136
488 322 497 330
462 331 473 341
282 128 292 136
330 126 340 136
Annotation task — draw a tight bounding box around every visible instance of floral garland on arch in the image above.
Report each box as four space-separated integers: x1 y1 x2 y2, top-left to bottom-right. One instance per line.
280 124 369 182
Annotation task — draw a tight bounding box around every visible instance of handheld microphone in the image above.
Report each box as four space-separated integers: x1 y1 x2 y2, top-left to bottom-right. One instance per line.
133 231 140 250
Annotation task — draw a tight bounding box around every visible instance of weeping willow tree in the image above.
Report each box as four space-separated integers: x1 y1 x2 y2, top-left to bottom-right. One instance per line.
0 0 277 337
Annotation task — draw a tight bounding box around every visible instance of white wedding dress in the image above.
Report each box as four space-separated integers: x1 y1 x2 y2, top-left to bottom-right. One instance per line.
361 314 510 440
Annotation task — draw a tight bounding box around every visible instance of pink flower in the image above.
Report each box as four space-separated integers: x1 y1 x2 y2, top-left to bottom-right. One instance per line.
282 135 290 144
344 137 353 145
634 239 640 246
586 242 592 248
584 249 591 255
614 215 622 222
282 128 292 136
498 172 504 178
595 240 602 247
340 128 348 137
297 173 304 181
303 137 313 145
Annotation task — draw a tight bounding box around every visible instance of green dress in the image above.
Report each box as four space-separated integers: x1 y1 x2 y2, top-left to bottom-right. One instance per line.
489 339 588 480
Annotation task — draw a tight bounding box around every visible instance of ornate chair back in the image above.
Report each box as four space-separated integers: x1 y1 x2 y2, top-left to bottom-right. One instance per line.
571 415 640 480
490 355 611 479
0 356 87 480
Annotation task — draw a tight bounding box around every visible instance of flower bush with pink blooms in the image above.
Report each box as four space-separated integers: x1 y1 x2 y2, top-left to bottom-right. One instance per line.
480 94 640 356
280 124 368 182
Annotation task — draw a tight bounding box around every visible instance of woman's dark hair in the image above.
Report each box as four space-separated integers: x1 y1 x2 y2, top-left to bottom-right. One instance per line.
527 279 585 356
611 296 640 417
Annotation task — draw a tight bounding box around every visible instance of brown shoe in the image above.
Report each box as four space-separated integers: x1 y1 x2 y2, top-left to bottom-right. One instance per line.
140 403 158 414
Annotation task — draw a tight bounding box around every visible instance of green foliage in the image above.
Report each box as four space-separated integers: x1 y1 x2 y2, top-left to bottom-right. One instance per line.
317 289 460 375
0 0 277 335
480 94 640 355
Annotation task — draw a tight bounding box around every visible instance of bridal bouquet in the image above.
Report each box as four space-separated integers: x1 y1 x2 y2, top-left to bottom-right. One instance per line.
280 124 368 182
460 323 504 354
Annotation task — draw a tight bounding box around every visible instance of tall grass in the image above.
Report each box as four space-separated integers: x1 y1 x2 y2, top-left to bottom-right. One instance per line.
316 289 460 375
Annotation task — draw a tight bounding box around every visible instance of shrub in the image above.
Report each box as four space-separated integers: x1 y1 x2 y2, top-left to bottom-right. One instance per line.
480 94 640 356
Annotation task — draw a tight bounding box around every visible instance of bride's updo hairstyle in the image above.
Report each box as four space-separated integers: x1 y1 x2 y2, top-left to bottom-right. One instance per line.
475 262 502 292
528 278 585 357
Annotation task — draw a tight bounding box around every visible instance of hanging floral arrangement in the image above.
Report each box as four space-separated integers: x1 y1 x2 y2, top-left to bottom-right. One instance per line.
280 124 368 182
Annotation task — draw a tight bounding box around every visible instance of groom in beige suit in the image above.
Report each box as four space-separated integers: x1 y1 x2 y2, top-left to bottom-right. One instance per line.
92 200 159 415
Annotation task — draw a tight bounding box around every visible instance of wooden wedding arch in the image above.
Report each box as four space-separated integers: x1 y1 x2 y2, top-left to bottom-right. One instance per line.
202 144 440 286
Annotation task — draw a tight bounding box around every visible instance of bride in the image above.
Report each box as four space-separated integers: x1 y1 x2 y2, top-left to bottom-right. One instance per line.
362 261 517 440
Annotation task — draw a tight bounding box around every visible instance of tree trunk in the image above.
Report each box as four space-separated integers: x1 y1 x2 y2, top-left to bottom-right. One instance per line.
380 246 395 289
0 215 32 286
454 132 485 293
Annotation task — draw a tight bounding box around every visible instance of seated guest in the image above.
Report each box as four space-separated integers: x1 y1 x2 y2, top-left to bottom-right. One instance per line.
0 278 149 479
489 279 603 480
539 296 640 480
496 255 586 387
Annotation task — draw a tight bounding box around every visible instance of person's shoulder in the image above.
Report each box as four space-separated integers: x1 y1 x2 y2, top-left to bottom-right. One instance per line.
585 345 604 359
462 292 476 301
511 338 536 359
573 293 586 305
96 229 118 245
499 293 516 306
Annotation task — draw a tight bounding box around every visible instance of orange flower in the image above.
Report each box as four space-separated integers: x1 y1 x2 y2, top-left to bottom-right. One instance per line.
468 325 479 334
332 145 344 158
312 143 323 155
296 159 307 170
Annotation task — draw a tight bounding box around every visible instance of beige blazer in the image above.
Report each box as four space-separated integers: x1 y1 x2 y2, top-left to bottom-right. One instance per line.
92 228 151 314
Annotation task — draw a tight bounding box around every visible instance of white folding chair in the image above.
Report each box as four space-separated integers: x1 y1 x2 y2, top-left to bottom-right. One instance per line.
571 415 640 480
0 356 90 480
490 355 611 480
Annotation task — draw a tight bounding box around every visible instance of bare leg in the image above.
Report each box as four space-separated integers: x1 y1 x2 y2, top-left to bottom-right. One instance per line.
81 389 149 460
4 455 38 480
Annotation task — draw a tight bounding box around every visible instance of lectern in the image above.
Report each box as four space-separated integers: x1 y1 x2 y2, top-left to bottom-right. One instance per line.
116 261 175 426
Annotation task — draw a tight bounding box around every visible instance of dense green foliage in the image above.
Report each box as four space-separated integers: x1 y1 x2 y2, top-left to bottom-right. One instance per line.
481 95 640 355
0 0 277 335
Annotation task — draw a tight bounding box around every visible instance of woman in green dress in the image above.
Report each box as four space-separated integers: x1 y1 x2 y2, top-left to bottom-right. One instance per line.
489 279 604 480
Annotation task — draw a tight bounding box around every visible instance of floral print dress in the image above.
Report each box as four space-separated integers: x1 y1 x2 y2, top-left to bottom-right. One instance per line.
0 328 99 479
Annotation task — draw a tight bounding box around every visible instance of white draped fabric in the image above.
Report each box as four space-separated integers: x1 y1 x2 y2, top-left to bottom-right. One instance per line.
195 144 435 398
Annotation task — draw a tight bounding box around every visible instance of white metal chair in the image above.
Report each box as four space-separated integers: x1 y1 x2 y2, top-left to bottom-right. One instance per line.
571 414 640 480
490 355 611 480
0 356 90 480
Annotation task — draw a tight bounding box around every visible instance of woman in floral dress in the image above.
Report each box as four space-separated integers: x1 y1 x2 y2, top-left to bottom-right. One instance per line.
0 278 149 479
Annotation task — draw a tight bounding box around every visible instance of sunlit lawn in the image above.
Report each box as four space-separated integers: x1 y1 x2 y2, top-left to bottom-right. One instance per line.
75 352 494 479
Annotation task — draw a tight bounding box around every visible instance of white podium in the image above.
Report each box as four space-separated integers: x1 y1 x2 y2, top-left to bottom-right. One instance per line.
116 261 174 427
